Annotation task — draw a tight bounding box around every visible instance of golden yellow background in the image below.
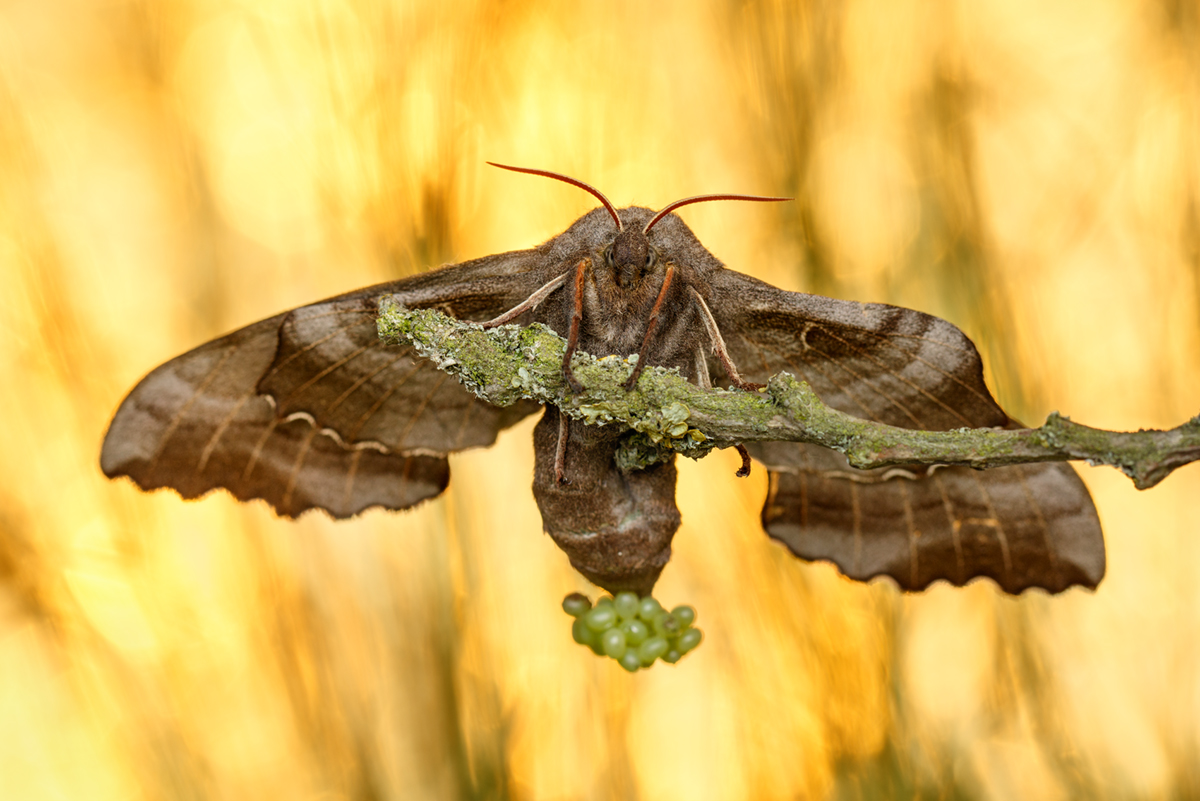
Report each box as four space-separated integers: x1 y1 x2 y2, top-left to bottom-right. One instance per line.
2 1 1198 798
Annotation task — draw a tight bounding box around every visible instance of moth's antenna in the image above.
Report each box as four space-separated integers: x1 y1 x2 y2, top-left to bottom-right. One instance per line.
487 162 623 230
644 194 791 234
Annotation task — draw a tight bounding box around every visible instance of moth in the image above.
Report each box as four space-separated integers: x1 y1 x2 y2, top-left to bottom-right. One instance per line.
101 164 1105 597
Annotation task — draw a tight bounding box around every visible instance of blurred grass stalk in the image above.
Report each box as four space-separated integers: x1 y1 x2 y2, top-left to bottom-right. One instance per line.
0 1 1198 799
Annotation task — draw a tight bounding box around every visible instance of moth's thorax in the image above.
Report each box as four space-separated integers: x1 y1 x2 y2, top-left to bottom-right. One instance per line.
535 204 720 366
582 256 667 354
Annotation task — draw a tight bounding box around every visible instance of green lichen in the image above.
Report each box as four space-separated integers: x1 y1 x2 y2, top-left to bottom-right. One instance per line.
613 401 715 471
378 297 728 468
376 299 1200 489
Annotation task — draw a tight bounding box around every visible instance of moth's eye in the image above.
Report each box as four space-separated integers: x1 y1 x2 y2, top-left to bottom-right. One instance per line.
645 248 656 268
603 245 615 266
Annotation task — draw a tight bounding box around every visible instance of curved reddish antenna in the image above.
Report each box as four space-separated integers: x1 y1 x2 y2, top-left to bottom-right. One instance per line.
644 194 791 234
487 162 622 230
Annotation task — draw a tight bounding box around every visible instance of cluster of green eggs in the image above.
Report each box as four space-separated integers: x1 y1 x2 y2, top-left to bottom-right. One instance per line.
562 591 702 671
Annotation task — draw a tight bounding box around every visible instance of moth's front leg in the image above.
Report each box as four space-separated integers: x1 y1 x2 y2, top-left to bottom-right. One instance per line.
688 287 759 477
479 271 570 328
477 258 590 394
689 286 764 392
561 259 590 394
622 263 677 390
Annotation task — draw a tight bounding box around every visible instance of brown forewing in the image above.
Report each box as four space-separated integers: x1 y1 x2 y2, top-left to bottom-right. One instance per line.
100 253 555 518
257 296 537 453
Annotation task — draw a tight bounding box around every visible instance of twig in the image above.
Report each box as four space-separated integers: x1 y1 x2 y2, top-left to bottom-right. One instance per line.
377 299 1200 490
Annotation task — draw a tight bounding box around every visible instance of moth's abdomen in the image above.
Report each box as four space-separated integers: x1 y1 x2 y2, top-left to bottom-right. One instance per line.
531 409 680 596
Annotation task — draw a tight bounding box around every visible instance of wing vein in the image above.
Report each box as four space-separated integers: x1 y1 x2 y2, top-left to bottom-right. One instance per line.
812 327 975 427
851 482 862 575
973 472 1013 579
196 392 252 475
844 326 993 412
147 344 240 473
340 449 364 513
753 341 877 420
347 361 426 442
261 314 376 384
901 480 918 587
1016 465 1061 585
326 348 414 414
243 417 280 481
934 472 965 583
395 373 453 447
277 340 380 408
281 427 318 513
453 394 477 451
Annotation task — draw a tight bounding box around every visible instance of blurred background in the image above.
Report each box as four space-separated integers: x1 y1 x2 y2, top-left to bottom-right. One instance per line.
2 0 1198 798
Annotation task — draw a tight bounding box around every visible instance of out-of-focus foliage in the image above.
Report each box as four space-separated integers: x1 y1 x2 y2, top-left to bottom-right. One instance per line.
1 1 1197 799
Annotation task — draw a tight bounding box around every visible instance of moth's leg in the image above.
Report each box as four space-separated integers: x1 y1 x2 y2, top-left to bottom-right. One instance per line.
554 409 570 485
558 258 588 481
690 288 756 478
689 286 764 391
623 263 677 390
735 444 752 478
693 344 712 389
562 260 589 393
480 272 569 328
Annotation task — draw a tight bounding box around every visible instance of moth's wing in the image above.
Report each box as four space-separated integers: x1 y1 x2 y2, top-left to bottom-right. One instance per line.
706 269 1104 594
101 250 556 519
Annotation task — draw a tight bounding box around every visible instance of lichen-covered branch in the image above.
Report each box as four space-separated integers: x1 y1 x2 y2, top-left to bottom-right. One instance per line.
377 298 1200 489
